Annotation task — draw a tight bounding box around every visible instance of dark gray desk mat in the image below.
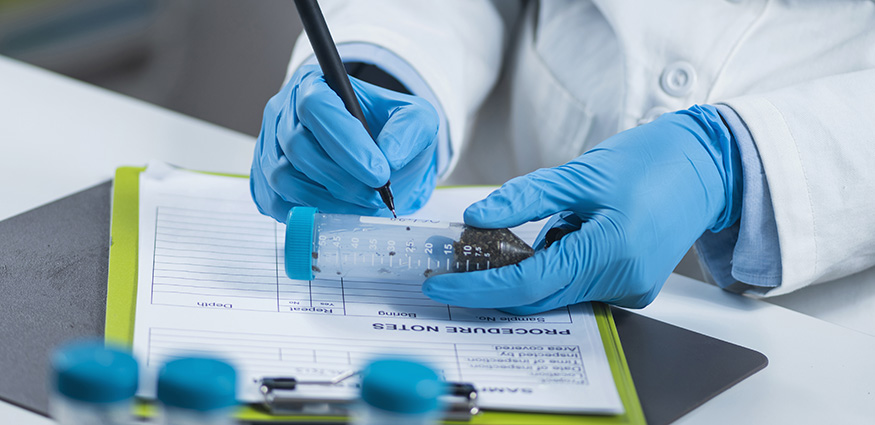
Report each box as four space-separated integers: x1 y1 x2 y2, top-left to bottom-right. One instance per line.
0 182 767 424
0 181 111 415
612 307 767 425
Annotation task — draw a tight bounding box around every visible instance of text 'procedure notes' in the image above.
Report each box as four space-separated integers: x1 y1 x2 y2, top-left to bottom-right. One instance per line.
131 166 622 414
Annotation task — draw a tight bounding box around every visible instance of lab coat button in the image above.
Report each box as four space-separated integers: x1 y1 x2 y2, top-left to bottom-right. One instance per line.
660 62 697 97
638 107 671 125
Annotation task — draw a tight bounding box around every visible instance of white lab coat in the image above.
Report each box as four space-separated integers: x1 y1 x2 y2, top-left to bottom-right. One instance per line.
286 0 875 301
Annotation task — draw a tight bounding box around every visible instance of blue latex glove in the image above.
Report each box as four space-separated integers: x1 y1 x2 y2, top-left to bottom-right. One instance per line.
423 105 743 313
251 65 439 221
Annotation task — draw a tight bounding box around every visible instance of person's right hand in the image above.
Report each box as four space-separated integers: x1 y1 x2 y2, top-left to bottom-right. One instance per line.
251 65 440 221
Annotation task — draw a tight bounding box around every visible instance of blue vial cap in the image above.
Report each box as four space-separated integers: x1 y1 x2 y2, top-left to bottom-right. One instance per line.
285 207 318 280
51 341 139 403
157 357 236 411
360 358 444 414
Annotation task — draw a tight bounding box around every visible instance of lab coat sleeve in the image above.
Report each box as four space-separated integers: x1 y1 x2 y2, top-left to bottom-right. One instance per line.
696 105 782 295
285 0 508 178
718 69 875 296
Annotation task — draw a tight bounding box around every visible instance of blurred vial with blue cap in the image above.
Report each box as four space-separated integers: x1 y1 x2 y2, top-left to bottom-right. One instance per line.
49 340 139 425
352 357 446 425
157 357 237 425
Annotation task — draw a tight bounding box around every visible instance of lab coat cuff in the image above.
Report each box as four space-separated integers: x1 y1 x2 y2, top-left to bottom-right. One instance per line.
695 105 783 295
292 43 452 179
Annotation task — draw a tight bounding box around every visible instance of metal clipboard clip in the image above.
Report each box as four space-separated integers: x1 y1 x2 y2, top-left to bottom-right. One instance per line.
258 370 480 421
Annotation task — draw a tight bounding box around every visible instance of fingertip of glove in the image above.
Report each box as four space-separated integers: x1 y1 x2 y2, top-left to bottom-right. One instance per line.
421 279 436 294
377 133 409 171
408 97 440 136
462 204 487 227
377 120 438 172
463 193 505 223
463 199 515 228
358 157 390 189
497 305 542 316
421 277 451 303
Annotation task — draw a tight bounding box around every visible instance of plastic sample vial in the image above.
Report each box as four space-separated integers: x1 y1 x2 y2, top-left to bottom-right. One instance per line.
156 357 237 425
285 207 534 281
49 340 139 425
351 358 445 425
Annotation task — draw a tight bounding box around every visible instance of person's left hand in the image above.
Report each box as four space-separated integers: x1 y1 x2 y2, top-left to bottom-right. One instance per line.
422 105 743 314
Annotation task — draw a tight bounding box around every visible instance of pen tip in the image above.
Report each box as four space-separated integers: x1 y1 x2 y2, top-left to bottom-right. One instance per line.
391 210 397 218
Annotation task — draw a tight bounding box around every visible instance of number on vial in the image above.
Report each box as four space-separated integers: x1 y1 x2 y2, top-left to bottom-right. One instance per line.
444 243 453 255
424 242 433 255
369 238 378 250
350 237 359 249
405 240 415 253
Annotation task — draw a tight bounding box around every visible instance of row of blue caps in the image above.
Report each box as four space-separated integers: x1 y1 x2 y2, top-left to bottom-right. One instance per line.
52 340 444 414
52 341 235 411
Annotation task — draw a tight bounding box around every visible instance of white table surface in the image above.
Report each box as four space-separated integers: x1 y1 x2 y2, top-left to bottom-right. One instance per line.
2 55 873 424
0 57 254 223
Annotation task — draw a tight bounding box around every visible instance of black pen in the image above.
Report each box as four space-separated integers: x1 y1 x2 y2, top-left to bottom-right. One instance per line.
293 0 397 217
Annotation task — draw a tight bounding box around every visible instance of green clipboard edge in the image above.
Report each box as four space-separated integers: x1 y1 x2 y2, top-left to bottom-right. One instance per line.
105 166 646 424
105 166 144 346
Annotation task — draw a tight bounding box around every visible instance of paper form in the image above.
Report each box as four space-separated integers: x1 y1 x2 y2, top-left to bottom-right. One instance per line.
131 165 623 414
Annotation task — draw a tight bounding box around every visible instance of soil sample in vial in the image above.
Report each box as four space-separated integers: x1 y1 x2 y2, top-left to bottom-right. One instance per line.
449 227 534 273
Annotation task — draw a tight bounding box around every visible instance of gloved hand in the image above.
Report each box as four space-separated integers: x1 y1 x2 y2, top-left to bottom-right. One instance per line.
423 105 742 313
251 65 439 221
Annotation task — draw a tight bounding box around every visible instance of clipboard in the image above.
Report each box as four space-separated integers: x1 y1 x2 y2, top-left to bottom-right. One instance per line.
105 166 647 424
